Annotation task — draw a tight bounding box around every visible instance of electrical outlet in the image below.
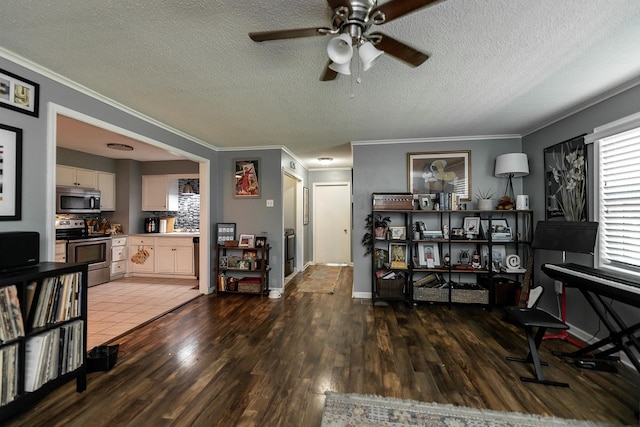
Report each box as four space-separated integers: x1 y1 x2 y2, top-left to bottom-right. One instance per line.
554 280 563 294
266 199 274 207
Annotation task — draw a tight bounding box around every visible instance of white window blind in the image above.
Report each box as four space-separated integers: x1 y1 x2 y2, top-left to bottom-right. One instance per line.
597 125 640 276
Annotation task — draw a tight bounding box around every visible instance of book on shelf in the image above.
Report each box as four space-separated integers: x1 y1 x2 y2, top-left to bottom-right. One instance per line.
0 285 25 342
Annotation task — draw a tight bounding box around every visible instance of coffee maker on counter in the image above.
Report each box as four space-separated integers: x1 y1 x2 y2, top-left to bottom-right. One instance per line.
144 217 159 233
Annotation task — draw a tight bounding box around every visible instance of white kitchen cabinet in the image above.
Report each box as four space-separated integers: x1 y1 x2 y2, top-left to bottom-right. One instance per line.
98 171 116 211
142 175 179 211
155 237 194 275
56 165 98 189
128 236 155 273
111 236 128 279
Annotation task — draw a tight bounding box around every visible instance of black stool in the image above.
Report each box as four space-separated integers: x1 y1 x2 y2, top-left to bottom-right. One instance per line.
504 306 570 387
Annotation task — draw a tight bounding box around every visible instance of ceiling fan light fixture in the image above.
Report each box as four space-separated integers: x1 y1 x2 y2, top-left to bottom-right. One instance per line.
107 143 134 151
359 41 384 72
328 61 351 76
327 33 353 64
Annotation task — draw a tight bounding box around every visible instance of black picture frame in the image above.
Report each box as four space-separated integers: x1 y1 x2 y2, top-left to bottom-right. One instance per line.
0 124 23 220
0 69 40 117
255 236 267 248
216 222 236 245
544 135 588 221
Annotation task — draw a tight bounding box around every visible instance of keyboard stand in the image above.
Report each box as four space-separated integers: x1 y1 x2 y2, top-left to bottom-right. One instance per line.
553 287 640 373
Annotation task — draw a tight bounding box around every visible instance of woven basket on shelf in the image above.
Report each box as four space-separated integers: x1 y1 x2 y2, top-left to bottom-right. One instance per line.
376 277 405 299
413 286 448 302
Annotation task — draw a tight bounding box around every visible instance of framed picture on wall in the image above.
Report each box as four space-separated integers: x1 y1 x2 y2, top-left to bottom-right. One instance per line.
234 159 260 198
0 69 40 117
544 135 587 221
0 124 23 220
303 186 309 225
407 150 471 201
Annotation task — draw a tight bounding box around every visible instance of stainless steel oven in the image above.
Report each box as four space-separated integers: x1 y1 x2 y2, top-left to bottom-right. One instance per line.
56 219 112 287
67 237 112 287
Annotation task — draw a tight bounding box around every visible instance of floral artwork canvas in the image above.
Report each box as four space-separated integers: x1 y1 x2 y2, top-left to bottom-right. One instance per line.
544 135 587 221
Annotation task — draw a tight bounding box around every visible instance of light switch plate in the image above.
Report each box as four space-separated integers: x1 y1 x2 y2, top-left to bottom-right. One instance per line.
266 199 274 207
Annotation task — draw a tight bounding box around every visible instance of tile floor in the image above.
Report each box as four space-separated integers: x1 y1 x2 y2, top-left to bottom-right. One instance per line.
86 276 201 350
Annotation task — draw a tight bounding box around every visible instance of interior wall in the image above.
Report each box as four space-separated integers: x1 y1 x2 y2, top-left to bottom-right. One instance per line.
352 137 522 295
522 83 640 338
0 55 218 265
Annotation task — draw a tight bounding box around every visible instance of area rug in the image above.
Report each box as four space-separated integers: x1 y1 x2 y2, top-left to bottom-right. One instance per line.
297 265 342 294
321 392 614 427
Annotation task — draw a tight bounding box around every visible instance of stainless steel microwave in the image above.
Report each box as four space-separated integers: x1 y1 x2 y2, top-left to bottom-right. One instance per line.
56 186 101 214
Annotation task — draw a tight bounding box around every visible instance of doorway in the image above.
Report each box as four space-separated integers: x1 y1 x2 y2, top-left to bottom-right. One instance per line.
313 182 351 264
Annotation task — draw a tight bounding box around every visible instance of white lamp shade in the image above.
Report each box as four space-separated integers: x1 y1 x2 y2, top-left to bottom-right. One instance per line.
359 42 383 71
328 61 351 75
495 153 529 177
327 34 353 64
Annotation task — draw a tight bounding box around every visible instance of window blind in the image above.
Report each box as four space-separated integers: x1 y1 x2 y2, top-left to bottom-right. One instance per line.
597 125 640 275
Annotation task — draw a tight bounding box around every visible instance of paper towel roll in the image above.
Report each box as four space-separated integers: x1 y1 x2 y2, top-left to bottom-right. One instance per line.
159 219 167 233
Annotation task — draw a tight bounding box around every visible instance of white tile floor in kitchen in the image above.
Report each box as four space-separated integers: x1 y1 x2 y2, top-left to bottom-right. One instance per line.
86 276 201 350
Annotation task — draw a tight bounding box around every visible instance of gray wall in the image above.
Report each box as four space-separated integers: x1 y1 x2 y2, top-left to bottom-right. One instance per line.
0 56 218 263
522 83 640 338
352 137 522 294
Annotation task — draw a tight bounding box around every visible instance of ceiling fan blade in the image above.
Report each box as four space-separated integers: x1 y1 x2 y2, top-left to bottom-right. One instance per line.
249 27 330 42
370 32 429 67
320 61 338 81
371 0 441 24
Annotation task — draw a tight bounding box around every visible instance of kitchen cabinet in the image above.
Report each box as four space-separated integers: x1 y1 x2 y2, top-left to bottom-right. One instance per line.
98 172 116 211
128 236 155 274
55 240 66 263
111 236 127 279
141 175 179 211
56 165 97 189
155 237 194 275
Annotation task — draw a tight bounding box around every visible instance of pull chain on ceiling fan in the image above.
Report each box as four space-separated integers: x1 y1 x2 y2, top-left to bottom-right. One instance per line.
249 0 442 81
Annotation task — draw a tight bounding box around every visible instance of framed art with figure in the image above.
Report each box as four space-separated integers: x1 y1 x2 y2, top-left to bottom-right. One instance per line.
408 151 471 200
389 242 408 269
234 159 260 198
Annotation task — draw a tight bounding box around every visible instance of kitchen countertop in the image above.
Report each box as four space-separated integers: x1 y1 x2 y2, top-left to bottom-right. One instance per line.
130 232 200 238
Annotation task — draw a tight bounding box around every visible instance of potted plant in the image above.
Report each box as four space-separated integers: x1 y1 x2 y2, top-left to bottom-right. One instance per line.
475 187 495 210
362 214 391 256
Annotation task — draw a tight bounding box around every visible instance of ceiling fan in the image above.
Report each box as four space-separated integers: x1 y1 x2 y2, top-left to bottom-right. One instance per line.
249 0 442 81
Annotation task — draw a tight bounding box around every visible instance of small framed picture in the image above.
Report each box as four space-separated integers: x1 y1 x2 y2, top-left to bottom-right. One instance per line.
389 242 408 269
255 236 267 248
490 219 509 233
216 222 236 245
417 242 440 268
463 216 481 236
219 256 228 269
0 69 40 117
389 226 406 240
238 234 255 248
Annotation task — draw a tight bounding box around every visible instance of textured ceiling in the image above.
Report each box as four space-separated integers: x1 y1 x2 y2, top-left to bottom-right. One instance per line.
2 0 640 168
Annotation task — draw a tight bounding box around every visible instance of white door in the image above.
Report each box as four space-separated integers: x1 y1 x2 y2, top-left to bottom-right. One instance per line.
313 183 351 264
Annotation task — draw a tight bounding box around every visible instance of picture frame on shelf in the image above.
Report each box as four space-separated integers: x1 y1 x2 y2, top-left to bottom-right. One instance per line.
234 159 260 198
255 236 267 248
389 226 406 240
417 242 440 268
216 222 236 245
219 256 228 269
238 234 255 247
0 69 40 117
389 242 408 269
407 150 471 200
491 245 507 272
0 124 22 220
462 216 481 236
480 218 509 238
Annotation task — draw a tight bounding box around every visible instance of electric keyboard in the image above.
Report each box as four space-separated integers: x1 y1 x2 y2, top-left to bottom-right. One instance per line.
542 263 640 307
542 262 640 373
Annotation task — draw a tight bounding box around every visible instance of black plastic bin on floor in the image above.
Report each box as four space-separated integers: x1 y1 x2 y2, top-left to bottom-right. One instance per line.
87 344 120 372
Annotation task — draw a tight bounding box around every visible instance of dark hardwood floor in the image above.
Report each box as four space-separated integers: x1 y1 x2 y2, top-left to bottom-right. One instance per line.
6 266 639 426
